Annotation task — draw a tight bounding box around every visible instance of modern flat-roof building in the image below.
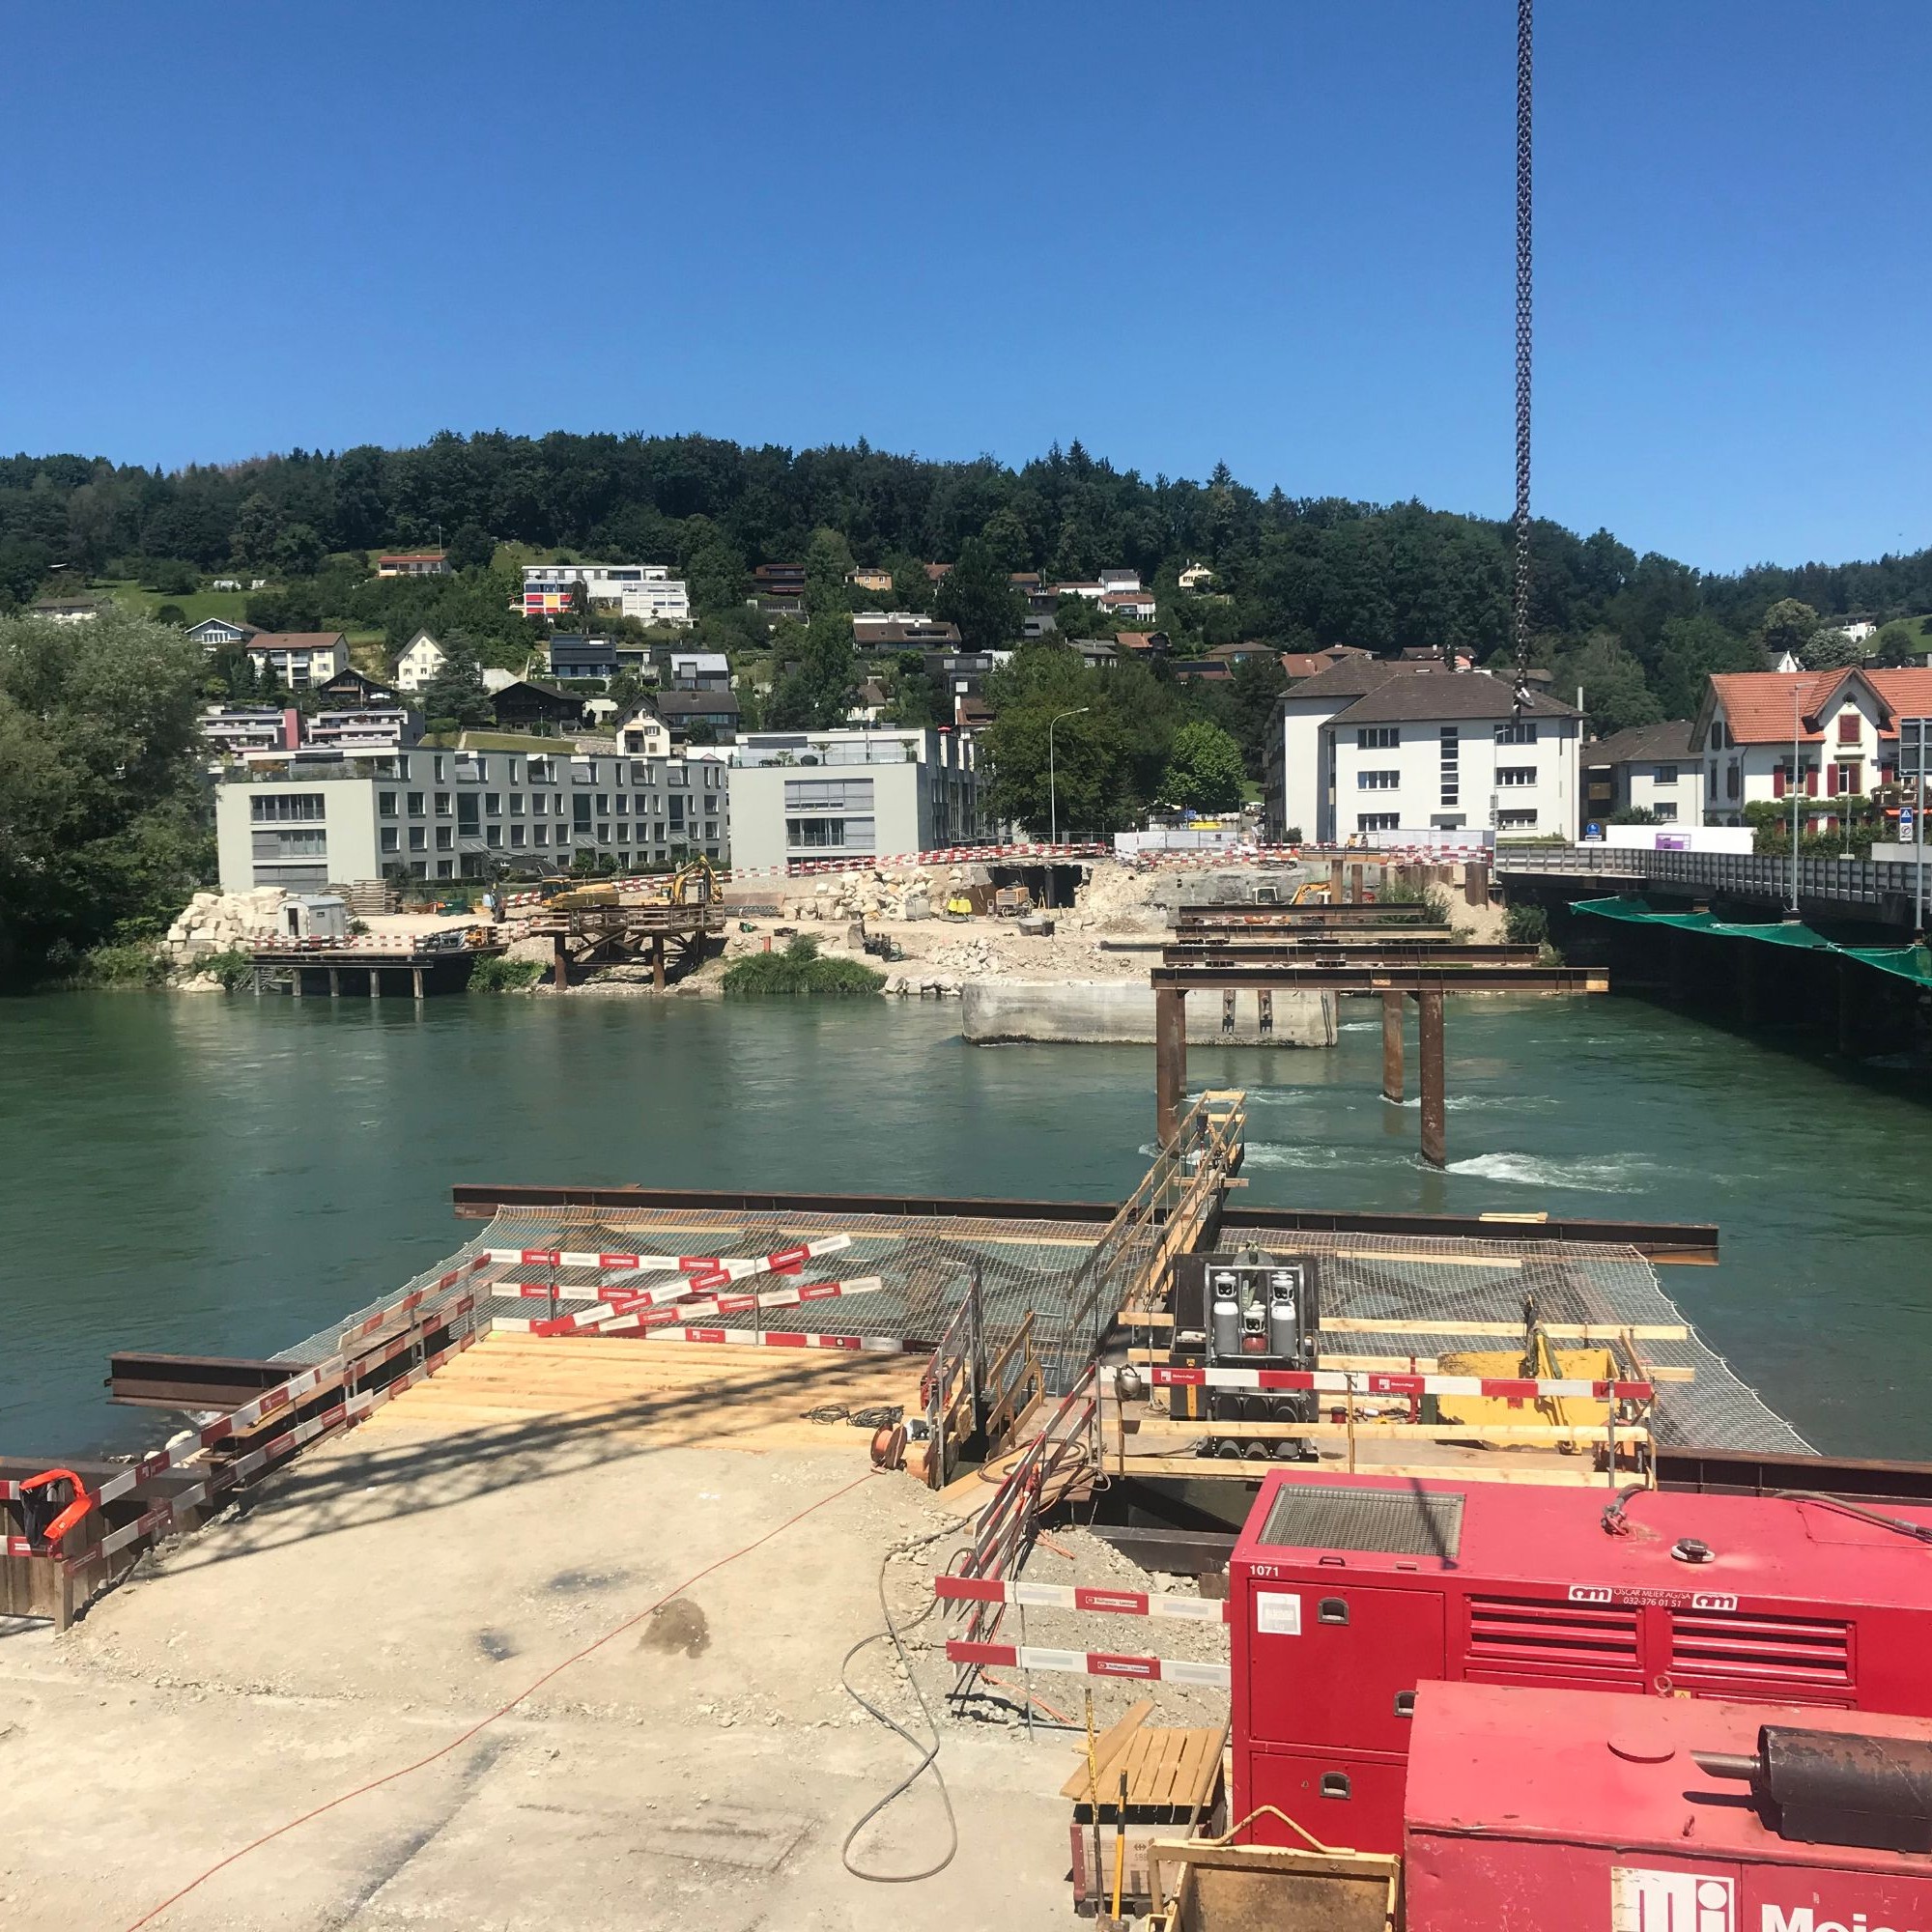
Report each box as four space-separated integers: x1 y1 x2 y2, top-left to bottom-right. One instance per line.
853 612 963 651
1265 657 1582 844
214 744 728 893
546 634 621 681
377 552 450 578
724 726 986 873
521 564 691 628
246 632 351 689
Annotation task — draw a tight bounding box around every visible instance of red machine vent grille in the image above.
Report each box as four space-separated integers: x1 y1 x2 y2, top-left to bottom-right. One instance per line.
1467 1596 1640 1675
1666 1610 1852 1688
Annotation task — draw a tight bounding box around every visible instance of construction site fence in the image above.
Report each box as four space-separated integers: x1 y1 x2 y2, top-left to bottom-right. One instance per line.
1496 844 1932 909
948 1363 1100 1699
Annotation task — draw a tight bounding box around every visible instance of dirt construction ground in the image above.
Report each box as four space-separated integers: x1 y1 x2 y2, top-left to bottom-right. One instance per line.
0 1339 1112 1931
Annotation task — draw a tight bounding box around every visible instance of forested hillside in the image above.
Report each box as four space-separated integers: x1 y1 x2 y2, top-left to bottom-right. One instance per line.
3 432 1929 735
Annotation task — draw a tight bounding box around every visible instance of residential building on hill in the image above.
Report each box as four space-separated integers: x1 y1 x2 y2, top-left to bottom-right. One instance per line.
653 687 741 741
847 565 895 593
546 634 621 681
1691 667 1932 825
725 726 984 873
213 744 726 891
521 563 691 627
247 633 350 689
377 552 449 578
1100 587 1158 621
1581 722 1705 828
1265 657 1582 843
393 630 446 693
853 612 962 650
187 617 257 652
488 678 588 734
668 651 730 691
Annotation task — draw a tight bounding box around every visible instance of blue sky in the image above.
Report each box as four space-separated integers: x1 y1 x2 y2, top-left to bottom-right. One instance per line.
6 0 1929 573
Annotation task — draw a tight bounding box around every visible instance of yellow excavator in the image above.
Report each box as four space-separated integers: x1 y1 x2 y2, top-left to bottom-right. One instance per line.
548 856 719 914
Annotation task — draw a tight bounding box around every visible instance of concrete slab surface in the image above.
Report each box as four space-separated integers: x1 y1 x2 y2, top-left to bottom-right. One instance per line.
0 1338 1078 1929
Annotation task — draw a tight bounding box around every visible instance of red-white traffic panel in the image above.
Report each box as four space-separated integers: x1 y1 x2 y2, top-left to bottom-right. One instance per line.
492 1317 922 1354
340 1256 494 1344
485 1233 850 1286
93 1293 482 1509
529 1274 883 1338
947 1639 1229 1689
1149 1365 1655 1403
936 1577 1229 1623
63 1322 491 1575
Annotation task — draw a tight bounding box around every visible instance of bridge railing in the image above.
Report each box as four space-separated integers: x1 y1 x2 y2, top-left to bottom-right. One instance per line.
1495 846 1928 912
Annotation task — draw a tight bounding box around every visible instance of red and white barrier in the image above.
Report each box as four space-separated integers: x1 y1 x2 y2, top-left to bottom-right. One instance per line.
491 1315 923 1354
95 1290 485 1509
485 1233 850 1288
946 1639 1229 1690
340 1257 495 1345
62 1322 491 1576
527 1274 883 1339
1148 1365 1654 1403
937 1577 1228 1624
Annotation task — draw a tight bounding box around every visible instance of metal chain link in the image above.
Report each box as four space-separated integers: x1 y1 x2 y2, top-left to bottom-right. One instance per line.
1511 0 1534 709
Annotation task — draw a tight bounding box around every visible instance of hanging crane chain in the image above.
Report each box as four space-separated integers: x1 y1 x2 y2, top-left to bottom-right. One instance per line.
1511 0 1534 712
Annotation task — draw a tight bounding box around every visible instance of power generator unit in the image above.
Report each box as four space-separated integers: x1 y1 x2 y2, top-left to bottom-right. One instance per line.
1404 1680 1932 1930
1228 1468 1932 1854
1167 1249 1321 1459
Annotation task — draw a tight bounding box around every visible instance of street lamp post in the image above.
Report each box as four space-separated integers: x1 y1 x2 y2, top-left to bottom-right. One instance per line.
1048 706 1089 845
1786 682 1802 918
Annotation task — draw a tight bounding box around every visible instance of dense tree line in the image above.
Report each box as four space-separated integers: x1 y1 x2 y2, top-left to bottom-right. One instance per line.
3 435 1927 732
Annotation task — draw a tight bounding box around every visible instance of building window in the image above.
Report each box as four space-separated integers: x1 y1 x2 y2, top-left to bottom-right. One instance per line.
408 827 426 852
1355 726 1399 750
573 796 591 830
250 793 325 822
486 825 503 848
510 794 525 816
511 825 526 848
1712 722 1727 751
1839 714 1861 744
485 794 501 816
378 791 398 817
1497 766 1536 787
595 795 611 815
434 792 451 816
535 825 548 846
614 794 628 815
1654 803 1678 822
1356 770 1399 790
1727 764 1741 800
457 796 480 836
1495 721 1539 746
380 827 400 853
787 817 849 849
1652 764 1678 785
436 826 453 850
1496 809 1538 829
406 791 425 816
784 777 874 810
1439 726 1460 808
436 860 454 879
1356 811 1400 833
1831 761 1861 796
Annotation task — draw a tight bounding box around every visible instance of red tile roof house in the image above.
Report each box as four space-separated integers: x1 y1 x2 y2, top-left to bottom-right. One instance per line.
1691 667 1932 826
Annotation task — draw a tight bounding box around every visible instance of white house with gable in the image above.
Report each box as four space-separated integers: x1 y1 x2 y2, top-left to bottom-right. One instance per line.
393 630 446 693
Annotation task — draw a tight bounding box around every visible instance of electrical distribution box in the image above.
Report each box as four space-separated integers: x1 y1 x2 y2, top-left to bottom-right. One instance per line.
1404 1681 1932 1931
1168 1250 1321 1458
1228 1468 1932 1854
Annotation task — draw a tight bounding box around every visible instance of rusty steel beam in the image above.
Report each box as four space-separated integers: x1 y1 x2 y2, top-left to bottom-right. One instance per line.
1163 942 1538 965
1176 905 1443 927
451 1182 1125 1221
1150 962 1607 993
1216 1206 1719 1264
107 1352 293 1410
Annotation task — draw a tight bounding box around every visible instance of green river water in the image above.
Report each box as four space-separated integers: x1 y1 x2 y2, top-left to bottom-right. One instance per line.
1 991 1925 1461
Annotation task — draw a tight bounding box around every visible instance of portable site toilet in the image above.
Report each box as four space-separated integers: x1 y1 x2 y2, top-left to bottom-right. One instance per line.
284 895 349 942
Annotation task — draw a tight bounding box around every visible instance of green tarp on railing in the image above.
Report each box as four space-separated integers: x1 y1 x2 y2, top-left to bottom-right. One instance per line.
1571 897 1932 987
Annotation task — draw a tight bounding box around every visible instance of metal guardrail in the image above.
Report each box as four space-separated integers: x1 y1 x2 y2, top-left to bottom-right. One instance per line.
1495 845 1925 913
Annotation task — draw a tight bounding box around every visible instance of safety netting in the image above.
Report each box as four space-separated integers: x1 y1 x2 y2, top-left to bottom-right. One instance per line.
1573 895 1932 986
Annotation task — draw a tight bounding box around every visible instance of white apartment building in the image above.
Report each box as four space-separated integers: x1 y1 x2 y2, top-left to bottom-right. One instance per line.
522 563 692 628
1691 667 1932 824
725 727 986 873
246 632 350 689
1265 658 1582 843
393 630 446 692
215 745 727 893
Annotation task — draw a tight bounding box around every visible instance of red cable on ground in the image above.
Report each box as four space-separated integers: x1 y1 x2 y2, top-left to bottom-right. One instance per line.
124 1467 880 1930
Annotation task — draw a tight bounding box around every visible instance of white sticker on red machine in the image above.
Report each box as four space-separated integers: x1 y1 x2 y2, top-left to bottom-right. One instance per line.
1609 1866 1734 1931
1256 1590 1303 1635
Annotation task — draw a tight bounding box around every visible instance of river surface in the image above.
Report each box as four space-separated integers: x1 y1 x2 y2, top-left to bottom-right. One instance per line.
2 990 1926 1460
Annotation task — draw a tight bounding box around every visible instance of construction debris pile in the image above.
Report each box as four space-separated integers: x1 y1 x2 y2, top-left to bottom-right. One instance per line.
159 889 292 968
